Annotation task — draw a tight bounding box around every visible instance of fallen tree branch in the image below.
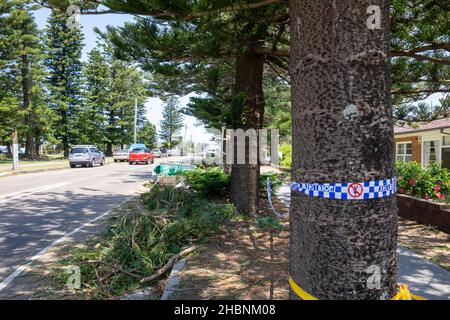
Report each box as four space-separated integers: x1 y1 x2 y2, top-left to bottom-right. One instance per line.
81 260 142 278
140 246 197 285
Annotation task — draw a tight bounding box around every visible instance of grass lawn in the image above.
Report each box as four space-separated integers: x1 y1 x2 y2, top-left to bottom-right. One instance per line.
0 156 115 173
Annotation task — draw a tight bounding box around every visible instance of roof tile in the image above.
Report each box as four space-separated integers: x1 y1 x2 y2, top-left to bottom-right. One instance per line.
394 118 450 134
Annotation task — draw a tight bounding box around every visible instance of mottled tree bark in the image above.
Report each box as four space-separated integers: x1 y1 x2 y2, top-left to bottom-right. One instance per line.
289 0 397 299
230 43 265 215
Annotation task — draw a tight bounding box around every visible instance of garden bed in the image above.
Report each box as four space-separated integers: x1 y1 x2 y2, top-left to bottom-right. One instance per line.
166 198 290 300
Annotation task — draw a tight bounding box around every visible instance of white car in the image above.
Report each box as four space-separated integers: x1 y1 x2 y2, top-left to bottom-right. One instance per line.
150 149 162 158
202 148 220 158
69 145 106 168
113 149 129 162
167 149 181 157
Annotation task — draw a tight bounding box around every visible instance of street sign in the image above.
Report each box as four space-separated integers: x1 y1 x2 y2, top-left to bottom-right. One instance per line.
12 131 19 171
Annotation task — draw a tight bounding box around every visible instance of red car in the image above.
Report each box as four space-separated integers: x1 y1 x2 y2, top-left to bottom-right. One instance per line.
129 147 154 165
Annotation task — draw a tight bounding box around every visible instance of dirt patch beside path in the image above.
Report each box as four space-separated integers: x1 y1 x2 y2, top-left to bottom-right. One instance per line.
398 217 450 271
172 200 450 300
170 198 290 300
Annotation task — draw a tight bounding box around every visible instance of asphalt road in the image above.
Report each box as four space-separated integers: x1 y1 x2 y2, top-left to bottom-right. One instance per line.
0 160 155 294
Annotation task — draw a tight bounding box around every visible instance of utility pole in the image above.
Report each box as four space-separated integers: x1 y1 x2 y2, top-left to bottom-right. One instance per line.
183 124 187 156
134 98 138 144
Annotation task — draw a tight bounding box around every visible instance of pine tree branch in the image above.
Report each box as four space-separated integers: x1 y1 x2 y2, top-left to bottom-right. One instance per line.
392 88 450 95
406 43 450 54
266 56 289 71
140 246 196 284
395 80 450 84
63 0 287 18
253 47 290 57
266 59 290 84
271 22 287 51
390 50 450 65
252 45 450 62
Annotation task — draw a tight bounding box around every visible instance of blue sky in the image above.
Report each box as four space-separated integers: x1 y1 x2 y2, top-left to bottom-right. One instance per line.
32 8 213 145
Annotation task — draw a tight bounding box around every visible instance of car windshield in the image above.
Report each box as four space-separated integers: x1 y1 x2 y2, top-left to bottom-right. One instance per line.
71 148 88 154
131 148 145 154
151 149 160 153
114 149 126 153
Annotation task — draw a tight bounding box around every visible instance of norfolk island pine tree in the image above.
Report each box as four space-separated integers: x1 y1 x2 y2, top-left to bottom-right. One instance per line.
289 0 397 299
38 0 450 299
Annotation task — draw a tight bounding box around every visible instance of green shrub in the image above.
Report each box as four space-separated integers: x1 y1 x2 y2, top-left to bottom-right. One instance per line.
183 167 284 199
279 143 292 168
397 161 450 201
183 167 230 197
259 173 282 196
256 216 284 232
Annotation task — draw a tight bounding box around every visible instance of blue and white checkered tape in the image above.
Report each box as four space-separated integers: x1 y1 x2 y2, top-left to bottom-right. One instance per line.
291 177 396 200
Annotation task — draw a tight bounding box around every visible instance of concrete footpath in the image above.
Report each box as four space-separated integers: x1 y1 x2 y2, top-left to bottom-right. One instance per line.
277 184 450 300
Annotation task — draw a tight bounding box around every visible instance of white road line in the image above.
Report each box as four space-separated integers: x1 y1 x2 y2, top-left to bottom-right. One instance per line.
0 185 60 199
0 208 112 293
0 182 69 204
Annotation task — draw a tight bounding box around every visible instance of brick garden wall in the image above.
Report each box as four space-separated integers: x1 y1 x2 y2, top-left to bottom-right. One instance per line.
397 194 450 234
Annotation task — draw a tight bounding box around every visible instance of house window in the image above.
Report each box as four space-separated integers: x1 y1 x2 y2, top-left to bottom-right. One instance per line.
396 142 412 162
442 136 450 169
443 136 450 146
423 140 440 165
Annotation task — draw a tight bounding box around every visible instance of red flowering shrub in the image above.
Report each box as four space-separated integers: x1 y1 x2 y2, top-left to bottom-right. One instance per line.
397 161 450 202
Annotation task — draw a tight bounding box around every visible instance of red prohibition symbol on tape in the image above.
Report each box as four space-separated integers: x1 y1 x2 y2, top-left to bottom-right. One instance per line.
348 183 364 198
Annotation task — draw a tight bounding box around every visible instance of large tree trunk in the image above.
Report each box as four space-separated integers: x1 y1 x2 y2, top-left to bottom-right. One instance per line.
289 0 397 299
106 143 113 156
35 139 41 157
61 92 70 158
106 110 115 156
62 124 70 158
21 54 36 160
230 43 265 215
6 143 11 157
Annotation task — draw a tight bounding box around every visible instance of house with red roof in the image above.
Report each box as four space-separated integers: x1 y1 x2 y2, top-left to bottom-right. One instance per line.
394 118 450 168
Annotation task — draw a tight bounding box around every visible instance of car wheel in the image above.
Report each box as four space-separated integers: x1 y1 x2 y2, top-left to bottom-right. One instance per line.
70 164 75 168
129 161 133 165
101 158 105 166
91 159 96 167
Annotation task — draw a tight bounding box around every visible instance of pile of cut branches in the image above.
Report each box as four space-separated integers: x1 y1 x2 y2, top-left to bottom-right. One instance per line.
57 185 236 298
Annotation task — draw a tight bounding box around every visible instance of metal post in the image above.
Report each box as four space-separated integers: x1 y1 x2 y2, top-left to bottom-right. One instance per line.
183 125 187 156
134 98 138 144
12 130 19 171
